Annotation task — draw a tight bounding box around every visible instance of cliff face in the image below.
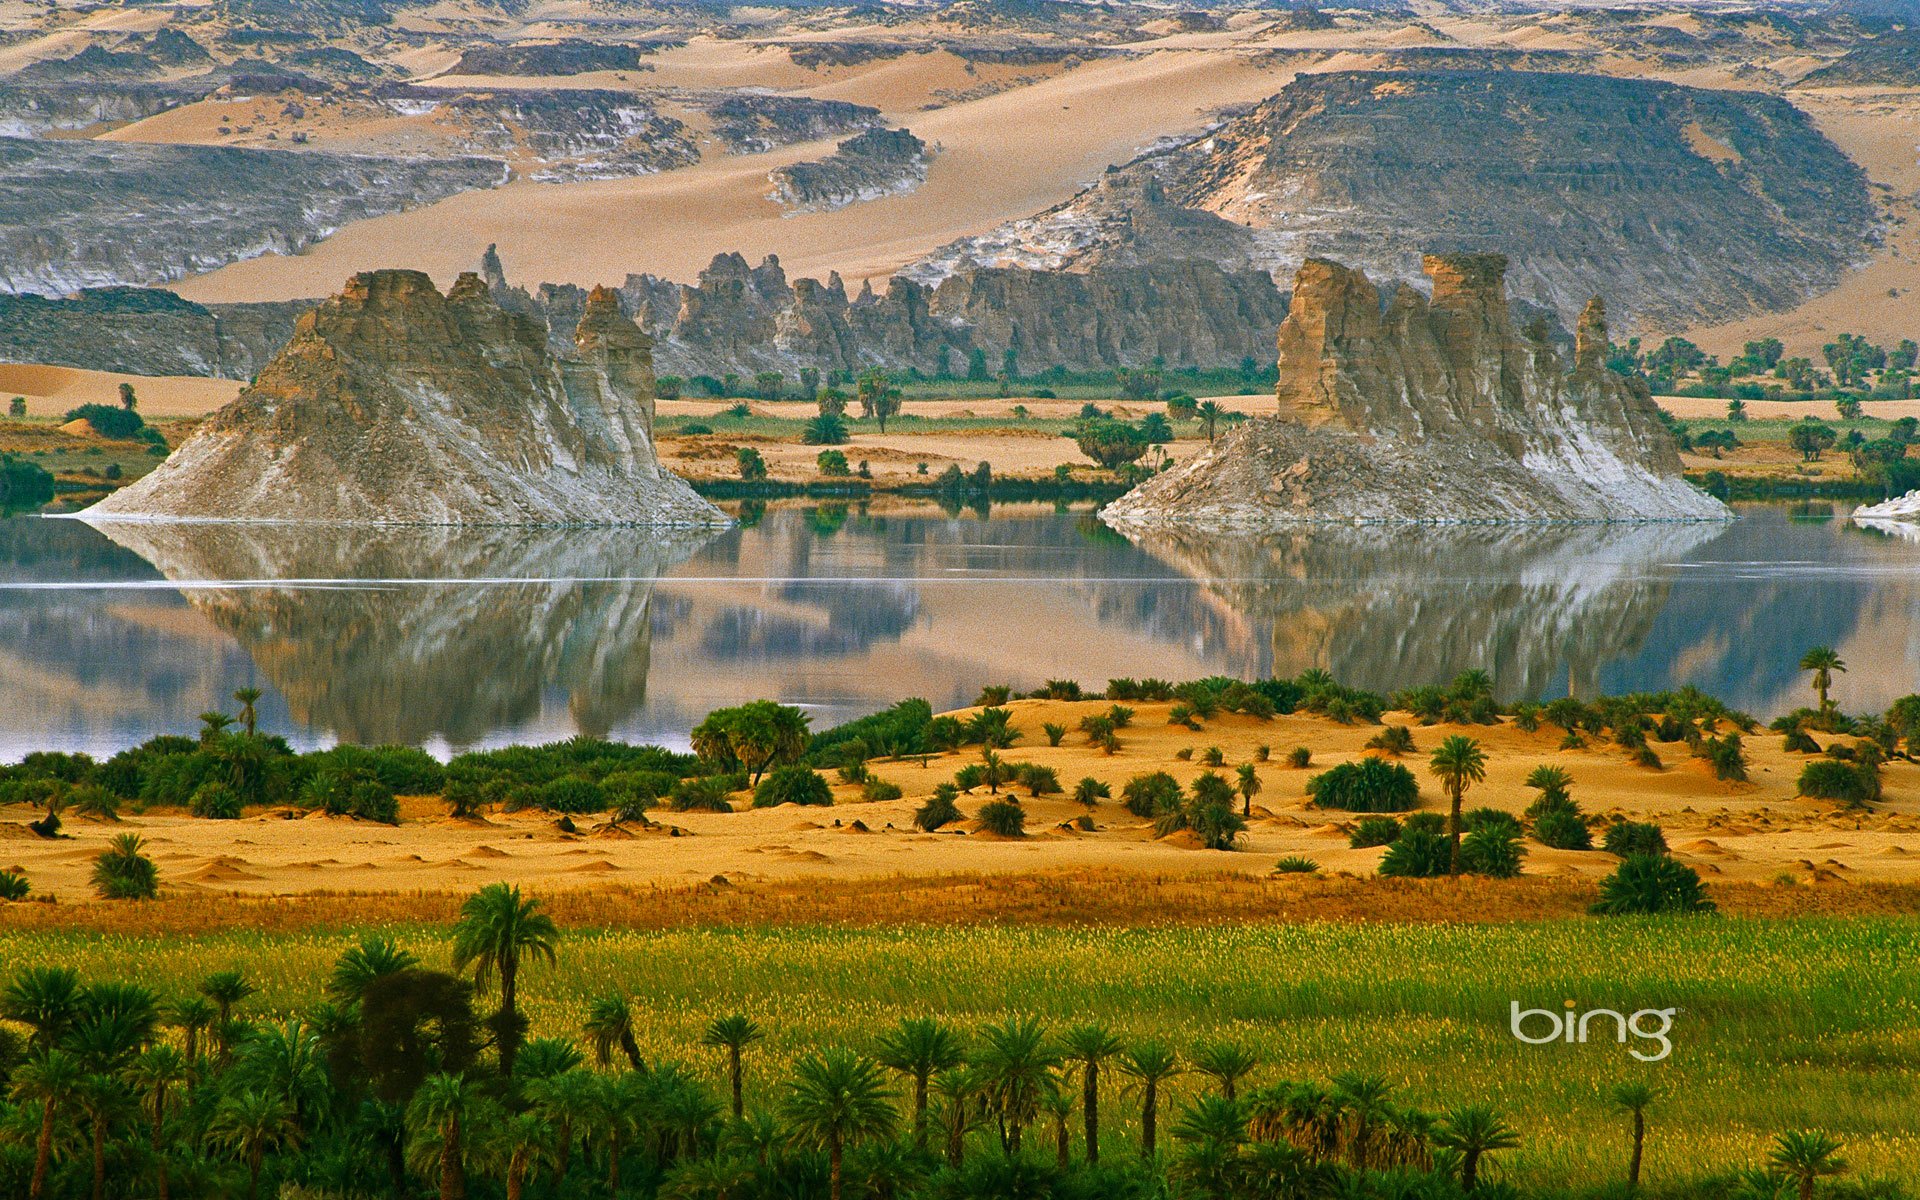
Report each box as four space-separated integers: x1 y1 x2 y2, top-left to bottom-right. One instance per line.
1103 254 1731 528
768 127 931 213
83 270 727 526
0 288 307 379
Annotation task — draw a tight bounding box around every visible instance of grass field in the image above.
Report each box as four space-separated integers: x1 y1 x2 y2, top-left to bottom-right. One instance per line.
7 906 1917 1189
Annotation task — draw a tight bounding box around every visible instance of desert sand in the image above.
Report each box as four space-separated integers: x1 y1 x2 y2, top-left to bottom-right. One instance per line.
0 363 244 418
5 700 1915 905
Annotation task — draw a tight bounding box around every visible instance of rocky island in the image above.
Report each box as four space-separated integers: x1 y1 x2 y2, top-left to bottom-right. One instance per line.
82 269 727 526
1102 253 1732 529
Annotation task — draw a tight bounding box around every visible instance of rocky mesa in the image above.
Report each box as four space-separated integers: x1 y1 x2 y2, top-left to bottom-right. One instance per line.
1102 253 1732 529
83 269 727 526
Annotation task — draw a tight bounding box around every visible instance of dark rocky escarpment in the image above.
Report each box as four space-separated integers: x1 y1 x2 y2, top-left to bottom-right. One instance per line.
397 89 699 182
84 270 726 526
1103 254 1731 528
925 70 1875 330
0 289 307 380
0 81 218 137
700 93 882 153
448 39 681 77
490 247 1289 376
768 127 931 212
0 137 505 294
1798 28 1920 86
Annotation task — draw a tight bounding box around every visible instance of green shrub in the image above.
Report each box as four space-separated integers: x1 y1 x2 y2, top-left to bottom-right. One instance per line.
1591 854 1716 915
538 776 609 814
1782 729 1821 754
189 782 242 820
1798 759 1877 807
1533 809 1592 851
63 402 144 439
753 766 833 808
815 449 851 476
603 769 677 814
1707 733 1748 782
1200 746 1225 767
1286 747 1312 769
1015 763 1061 798
0 454 55 509
914 784 962 831
1168 703 1199 729
304 745 444 794
1463 808 1521 835
1306 758 1419 812
1042 722 1067 747
0 870 28 901
802 414 849 445
1120 771 1182 818
670 775 739 812
862 777 904 803
1378 825 1451 877
1603 821 1668 858
92 834 158 900
1073 777 1110 807
68 784 119 821
1349 816 1403 848
977 799 1027 837
1461 825 1525 878
1365 725 1416 755
1273 856 1319 874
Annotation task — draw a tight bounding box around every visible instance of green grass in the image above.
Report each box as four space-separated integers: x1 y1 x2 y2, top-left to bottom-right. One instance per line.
7 917 1917 1186
1671 417 1904 445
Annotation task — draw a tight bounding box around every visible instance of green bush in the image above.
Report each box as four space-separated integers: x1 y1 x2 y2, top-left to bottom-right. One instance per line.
914 783 962 831
67 784 119 821
304 744 444 794
1015 763 1061 798
1591 854 1716 915
1533 809 1592 851
1073 777 1110 807
63 402 144 439
1798 759 1878 807
861 777 904 803
1461 825 1525 878
1349 815 1403 848
1306 758 1419 812
189 782 242 820
1120 771 1182 818
754 766 833 808
1378 825 1451 877
1286 747 1312 769
1273 856 1319 874
802 413 849 445
92 834 159 900
0 869 28 901
670 775 739 812
0 454 55 510
539 776 610 814
977 799 1027 837
1603 821 1668 858
1364 725 1416 755
302 770 398 824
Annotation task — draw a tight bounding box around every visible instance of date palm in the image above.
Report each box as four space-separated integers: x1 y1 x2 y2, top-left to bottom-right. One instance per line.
1331 1072 1395 1168
492 1112 552 1200
1058 1023 1123 1163
74 1071 134 1200
875 1016 965 1150
781 1049 897 1200
198 711 234 744
975 1016 1061 1155
1799 647 1846 725
126 1045 188 1200
932 1066 982 1169
1196 400 1224 442
1609 1082 1659 1190
1040 1073 1075 1168
233 687 262 736
406 1073 477 1200
703 1013 765 1120
1118 1040 1181 1158
200 971 256 1065
583 993 643 1071
1235 763 1262 817
1429 735 1488 874
168 997 215 1068
1769 1130 1847 1200
1433 1105 1519 1192
12 1048 82 1200
450 883 557 1079
209 1087 301 1200
524 1068 598 1182
1190 1040 1260 1102
2 966 83 1049
326 936 420 1005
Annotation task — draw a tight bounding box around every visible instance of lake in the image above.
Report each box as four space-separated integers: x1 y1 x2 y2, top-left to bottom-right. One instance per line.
1 501 1915 760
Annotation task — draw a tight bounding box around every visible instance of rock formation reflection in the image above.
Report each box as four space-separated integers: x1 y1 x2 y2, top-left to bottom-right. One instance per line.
1116 521 1732 701
84 520 717 745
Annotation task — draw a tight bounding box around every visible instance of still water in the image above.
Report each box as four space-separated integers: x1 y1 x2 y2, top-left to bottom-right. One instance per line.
2 502 1916 759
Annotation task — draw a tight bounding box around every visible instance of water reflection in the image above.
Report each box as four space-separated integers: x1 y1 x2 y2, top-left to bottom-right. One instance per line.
0 504 1913 758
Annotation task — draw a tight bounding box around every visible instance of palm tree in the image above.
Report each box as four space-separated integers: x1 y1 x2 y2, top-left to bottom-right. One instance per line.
1190 1040 1260 1101
1196 400 1224 442
74 1071 133 1200
592 1071 646 1197
1433 1105 1520 1192
168 997 215 1068
1769 1130 1848 1200
126 1046 188 1200
1429 735 1489 874
2 966 83 1048
874 1016 965 1150
209 1088 301 1200
1058 1023 1123 1164
781 1049 898 1200
932 1066 981 1169
1040 1074 1075 1168
974 1016 1061 1155
494 1112 552 1200
450 883 558 1079
703 1013 765 1120
583 993 643 1071
12 1048 82 1200
1118 1041 1181 1158
236 1019 328 1127
524 1068 598 1182
200 971 256 1065
1331 1072 1395 1168
1609 1082 1658 1189
1235 763 1263 817
1799 647 1846 725
326 936 420 1004
198 711 235 744
233 687 262 736
407 1073 477 1200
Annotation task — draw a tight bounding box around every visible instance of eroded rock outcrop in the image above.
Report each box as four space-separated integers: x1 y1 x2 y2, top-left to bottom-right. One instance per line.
83 270 727 526
1102 254 1730 528
769 127 932 212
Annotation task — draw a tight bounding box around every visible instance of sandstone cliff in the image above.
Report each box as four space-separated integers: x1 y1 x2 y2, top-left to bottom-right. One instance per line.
83 270 727 527
1102 254 1731 528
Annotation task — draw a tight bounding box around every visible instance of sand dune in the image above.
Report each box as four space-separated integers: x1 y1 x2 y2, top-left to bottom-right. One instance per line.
0 364 242 418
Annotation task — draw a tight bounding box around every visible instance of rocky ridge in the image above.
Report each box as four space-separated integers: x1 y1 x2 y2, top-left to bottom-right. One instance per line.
767 127 932 213
83 270 727 526
1102 253 1731 528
